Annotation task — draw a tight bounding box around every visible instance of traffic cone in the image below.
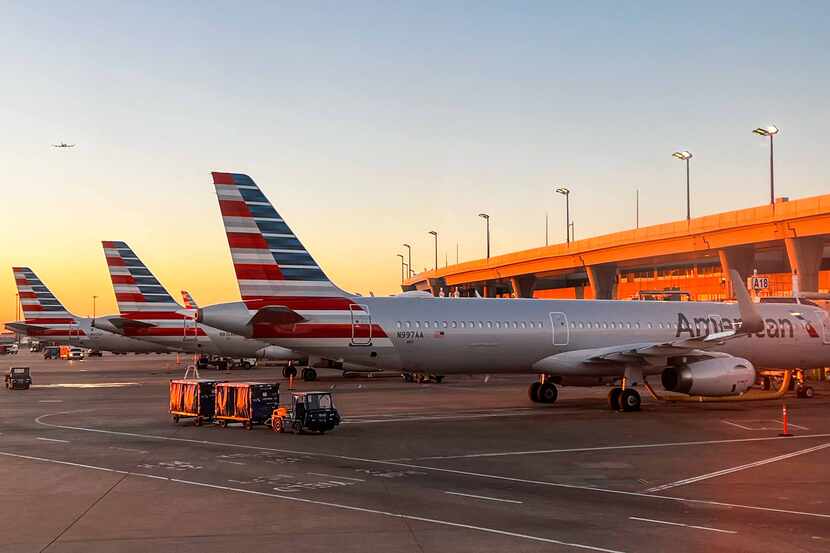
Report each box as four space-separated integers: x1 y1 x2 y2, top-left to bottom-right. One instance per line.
779 403 793 437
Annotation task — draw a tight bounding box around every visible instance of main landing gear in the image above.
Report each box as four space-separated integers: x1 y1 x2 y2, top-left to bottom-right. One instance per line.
607 387 641 412
528 377 558 404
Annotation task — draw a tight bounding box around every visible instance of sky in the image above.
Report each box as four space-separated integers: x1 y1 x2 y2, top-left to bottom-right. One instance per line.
1 1 829 322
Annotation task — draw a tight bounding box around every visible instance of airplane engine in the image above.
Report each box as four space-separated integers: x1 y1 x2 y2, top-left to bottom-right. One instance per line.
661 357 755 396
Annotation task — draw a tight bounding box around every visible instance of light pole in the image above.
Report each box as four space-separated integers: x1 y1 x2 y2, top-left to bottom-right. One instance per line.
402 243 413 277
753 125 779 205
428 230 438 271
672 151 693 221
92 295 98 321
555 187 570 244
396 254 406 283
478 213 490 259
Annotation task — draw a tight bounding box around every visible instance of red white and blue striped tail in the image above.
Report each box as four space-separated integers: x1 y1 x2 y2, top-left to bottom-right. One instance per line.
211 172 352 310
102 241 182 313
181 290 198 310
11 267 79 336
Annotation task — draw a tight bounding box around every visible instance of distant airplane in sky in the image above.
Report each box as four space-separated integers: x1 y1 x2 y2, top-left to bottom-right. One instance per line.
51 142 75 148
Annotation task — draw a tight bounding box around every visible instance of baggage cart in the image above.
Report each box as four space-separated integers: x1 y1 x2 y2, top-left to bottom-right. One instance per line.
215 382 280 430
169 379 221 426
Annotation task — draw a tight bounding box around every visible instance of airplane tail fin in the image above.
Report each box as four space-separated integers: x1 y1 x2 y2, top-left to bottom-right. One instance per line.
11 267 77 327
211 172 352 310
101 241 182 313
181 290 198 309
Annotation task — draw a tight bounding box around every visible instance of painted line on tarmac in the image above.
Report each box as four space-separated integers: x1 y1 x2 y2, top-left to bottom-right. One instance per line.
445 491 523 504
629 517 736 535
35 437 70 443
343 409 543 424
644 442 830 493
0 449 626 553
307 472 366 482
34 411 830 520
405 433 830 460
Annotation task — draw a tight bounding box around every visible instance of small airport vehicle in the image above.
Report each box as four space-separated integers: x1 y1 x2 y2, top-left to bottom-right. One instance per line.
271 391 340 434
170 378 222 426
402 371 444 384
5 367 32 390
86 349 102 357
214 382 280 430
43 346 60 360
29 342 42 353
8 344 18 355
67 347 85 360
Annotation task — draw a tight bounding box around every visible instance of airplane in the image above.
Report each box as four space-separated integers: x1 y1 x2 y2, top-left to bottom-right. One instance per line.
51 143 75 148
181 290 198 310
7 267 174 354
197 172 830 411
95 241 307 372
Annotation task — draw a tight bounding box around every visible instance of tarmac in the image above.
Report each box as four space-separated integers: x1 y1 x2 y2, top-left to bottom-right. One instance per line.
0 351 828 553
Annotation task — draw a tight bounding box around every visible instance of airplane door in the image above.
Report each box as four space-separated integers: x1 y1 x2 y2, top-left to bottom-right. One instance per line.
549 312 569 346
68 322 80 347
822 313 830 345
350 304 372 346
183 318 198 343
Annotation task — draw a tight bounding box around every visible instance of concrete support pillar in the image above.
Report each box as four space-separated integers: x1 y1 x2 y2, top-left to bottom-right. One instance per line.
718 246 755 299
586 264 618 300
784 236 824 293
510 275 537 298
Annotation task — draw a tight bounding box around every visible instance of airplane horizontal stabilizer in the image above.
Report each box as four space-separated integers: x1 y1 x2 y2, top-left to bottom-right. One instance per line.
4 322 48 334
106 317 157 330
248 306 306 326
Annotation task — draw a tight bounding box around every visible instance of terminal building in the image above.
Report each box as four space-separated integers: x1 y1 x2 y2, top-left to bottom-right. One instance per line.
404 194 830 303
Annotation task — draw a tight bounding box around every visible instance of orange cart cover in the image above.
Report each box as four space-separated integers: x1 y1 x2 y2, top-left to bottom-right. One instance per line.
216 385 231 416
169 381 184 412
234 386 252 418
182 382 199 412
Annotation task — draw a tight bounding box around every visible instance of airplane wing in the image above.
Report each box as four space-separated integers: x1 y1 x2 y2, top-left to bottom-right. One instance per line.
249 306 307 326
533 270 763 371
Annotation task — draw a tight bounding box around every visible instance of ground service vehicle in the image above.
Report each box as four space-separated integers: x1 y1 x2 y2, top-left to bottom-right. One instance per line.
214 382 280 430
5 367 32 390
43 346 60 360
170 379 222 426
271 392 340 434
68 347 85 360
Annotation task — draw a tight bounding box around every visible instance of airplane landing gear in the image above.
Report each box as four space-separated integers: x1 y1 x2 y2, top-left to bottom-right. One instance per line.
608 387 640 412
529 378 558 404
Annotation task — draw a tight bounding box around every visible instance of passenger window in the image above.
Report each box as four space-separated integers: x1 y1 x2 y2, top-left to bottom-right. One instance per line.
396 321 401 329
424 321 430 328
512 322 518 329
602 322 608 329
434 321 439 328
610 322 616 329
494 322 501 329
469 321 475 328
405 321 411 328
477 321 483 328
442 321 448 328
450 321 457 328
520 322 527 329
415 321 421 328
487 321 493 328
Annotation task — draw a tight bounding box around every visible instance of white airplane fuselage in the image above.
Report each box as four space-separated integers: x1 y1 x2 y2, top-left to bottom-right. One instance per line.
201 297 830 376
